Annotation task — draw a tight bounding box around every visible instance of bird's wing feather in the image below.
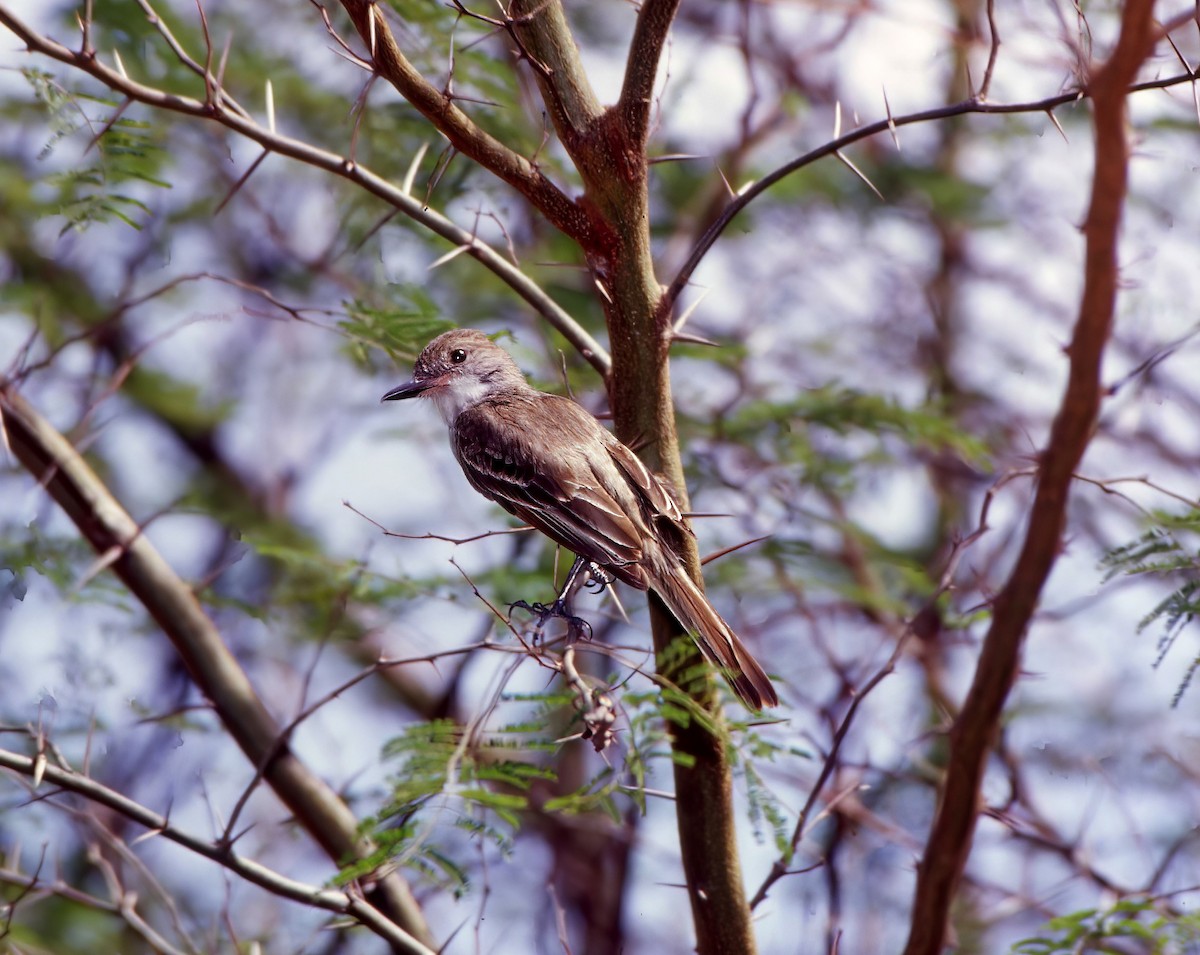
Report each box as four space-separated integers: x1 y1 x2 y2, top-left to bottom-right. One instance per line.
597 427 694 560
452 396 650 582
600 433 684 523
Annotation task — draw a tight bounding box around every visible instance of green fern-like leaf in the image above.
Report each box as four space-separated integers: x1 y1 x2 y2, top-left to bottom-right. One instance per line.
24 71 170 232
1011 898 1200 954
338 295 451 368
1101 509 1200 703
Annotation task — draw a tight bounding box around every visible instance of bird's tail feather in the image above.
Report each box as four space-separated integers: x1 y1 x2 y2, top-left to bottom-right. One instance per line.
650 562 778 710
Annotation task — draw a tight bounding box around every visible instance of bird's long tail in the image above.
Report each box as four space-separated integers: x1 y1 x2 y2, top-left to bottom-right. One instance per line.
648 560 778 710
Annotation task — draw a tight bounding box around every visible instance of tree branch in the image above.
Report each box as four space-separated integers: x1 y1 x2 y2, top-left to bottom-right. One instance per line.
749 508 989 910
0 387 435 954
336 0 593 243
617 0 680 148
0 4 610 377
659 68 1196 321
0 749 436 955
508 0 605 158
0 857 190 955
901 3 1158 952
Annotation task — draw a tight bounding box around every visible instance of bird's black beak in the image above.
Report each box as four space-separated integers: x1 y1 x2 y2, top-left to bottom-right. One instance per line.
381 379 430 402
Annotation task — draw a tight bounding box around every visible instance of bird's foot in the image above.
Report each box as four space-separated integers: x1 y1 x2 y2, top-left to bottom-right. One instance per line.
583 566 614 595
509 598 593 641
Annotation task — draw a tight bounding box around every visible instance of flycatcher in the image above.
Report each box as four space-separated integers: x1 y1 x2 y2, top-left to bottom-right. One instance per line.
382 329 777 710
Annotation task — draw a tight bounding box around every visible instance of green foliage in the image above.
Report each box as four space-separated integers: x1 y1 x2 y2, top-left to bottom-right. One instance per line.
0 891 129 955
1101 509 1200 704
865 158 994 224
1012 899 1200 954
784 383 987 459
121 366 234 436
709 382 990 496
646 636 801 847
654 634 728 722
24 69 169 232
338 671 790 893
342 716 558 892
685 380 994 624
1101 510 1200 583
1 528 89 593
0 184 110 346
740 741 794 857
0 526 128 608
753 533 937 616
378 0 558 167
235 531 424 640
540 765 624 822
339 295 452 369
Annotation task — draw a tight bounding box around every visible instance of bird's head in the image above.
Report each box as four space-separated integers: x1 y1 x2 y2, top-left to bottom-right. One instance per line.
382 329 527 423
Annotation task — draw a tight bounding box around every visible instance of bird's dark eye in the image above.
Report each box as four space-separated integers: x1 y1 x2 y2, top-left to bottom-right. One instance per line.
450 348 467 364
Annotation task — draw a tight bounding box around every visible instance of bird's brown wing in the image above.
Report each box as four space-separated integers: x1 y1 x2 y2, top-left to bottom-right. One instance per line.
451 394 652 586
452 392 777 708
597 430 694 558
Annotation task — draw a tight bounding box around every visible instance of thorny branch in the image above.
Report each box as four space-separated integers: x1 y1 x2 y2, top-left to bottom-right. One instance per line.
901 3 1159 952
217 639 499 852
749 476 996 910
3 2 1197 952
343 499 534 544
336 0 591 241
0 748 436 955
0 865 191 955
617 0 681 149
0 4 610 377
0 385 435 953
979 0 1001 101
660 67 1198 320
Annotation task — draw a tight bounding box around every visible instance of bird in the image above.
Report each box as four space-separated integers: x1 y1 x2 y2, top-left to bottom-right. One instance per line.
382 328 778 710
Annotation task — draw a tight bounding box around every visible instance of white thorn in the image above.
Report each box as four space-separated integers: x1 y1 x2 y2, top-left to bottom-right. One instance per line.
715 163 736 199
883 85 900 151
428 243 472 269
402 142 429 196
835 151 884 202
1046 109 1069 144
0 407 11 461
673 287 711 334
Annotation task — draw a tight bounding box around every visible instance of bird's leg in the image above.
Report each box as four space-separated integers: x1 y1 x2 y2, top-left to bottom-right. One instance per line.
556 555 596 611
583 565 614 595
509 556 596 640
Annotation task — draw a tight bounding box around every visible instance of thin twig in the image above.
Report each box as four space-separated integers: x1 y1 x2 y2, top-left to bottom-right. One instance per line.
343 500 533 544
0 386 435 950
336 0 589 240
659 68 1196 320
0 5 611 377
0 749 436 955
617 0 680 147
901 4 1159 950
978 0 1001 100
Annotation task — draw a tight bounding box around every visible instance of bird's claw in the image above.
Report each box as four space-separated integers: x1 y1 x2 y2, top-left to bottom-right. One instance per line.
583 566 614 595
509 598 593 641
